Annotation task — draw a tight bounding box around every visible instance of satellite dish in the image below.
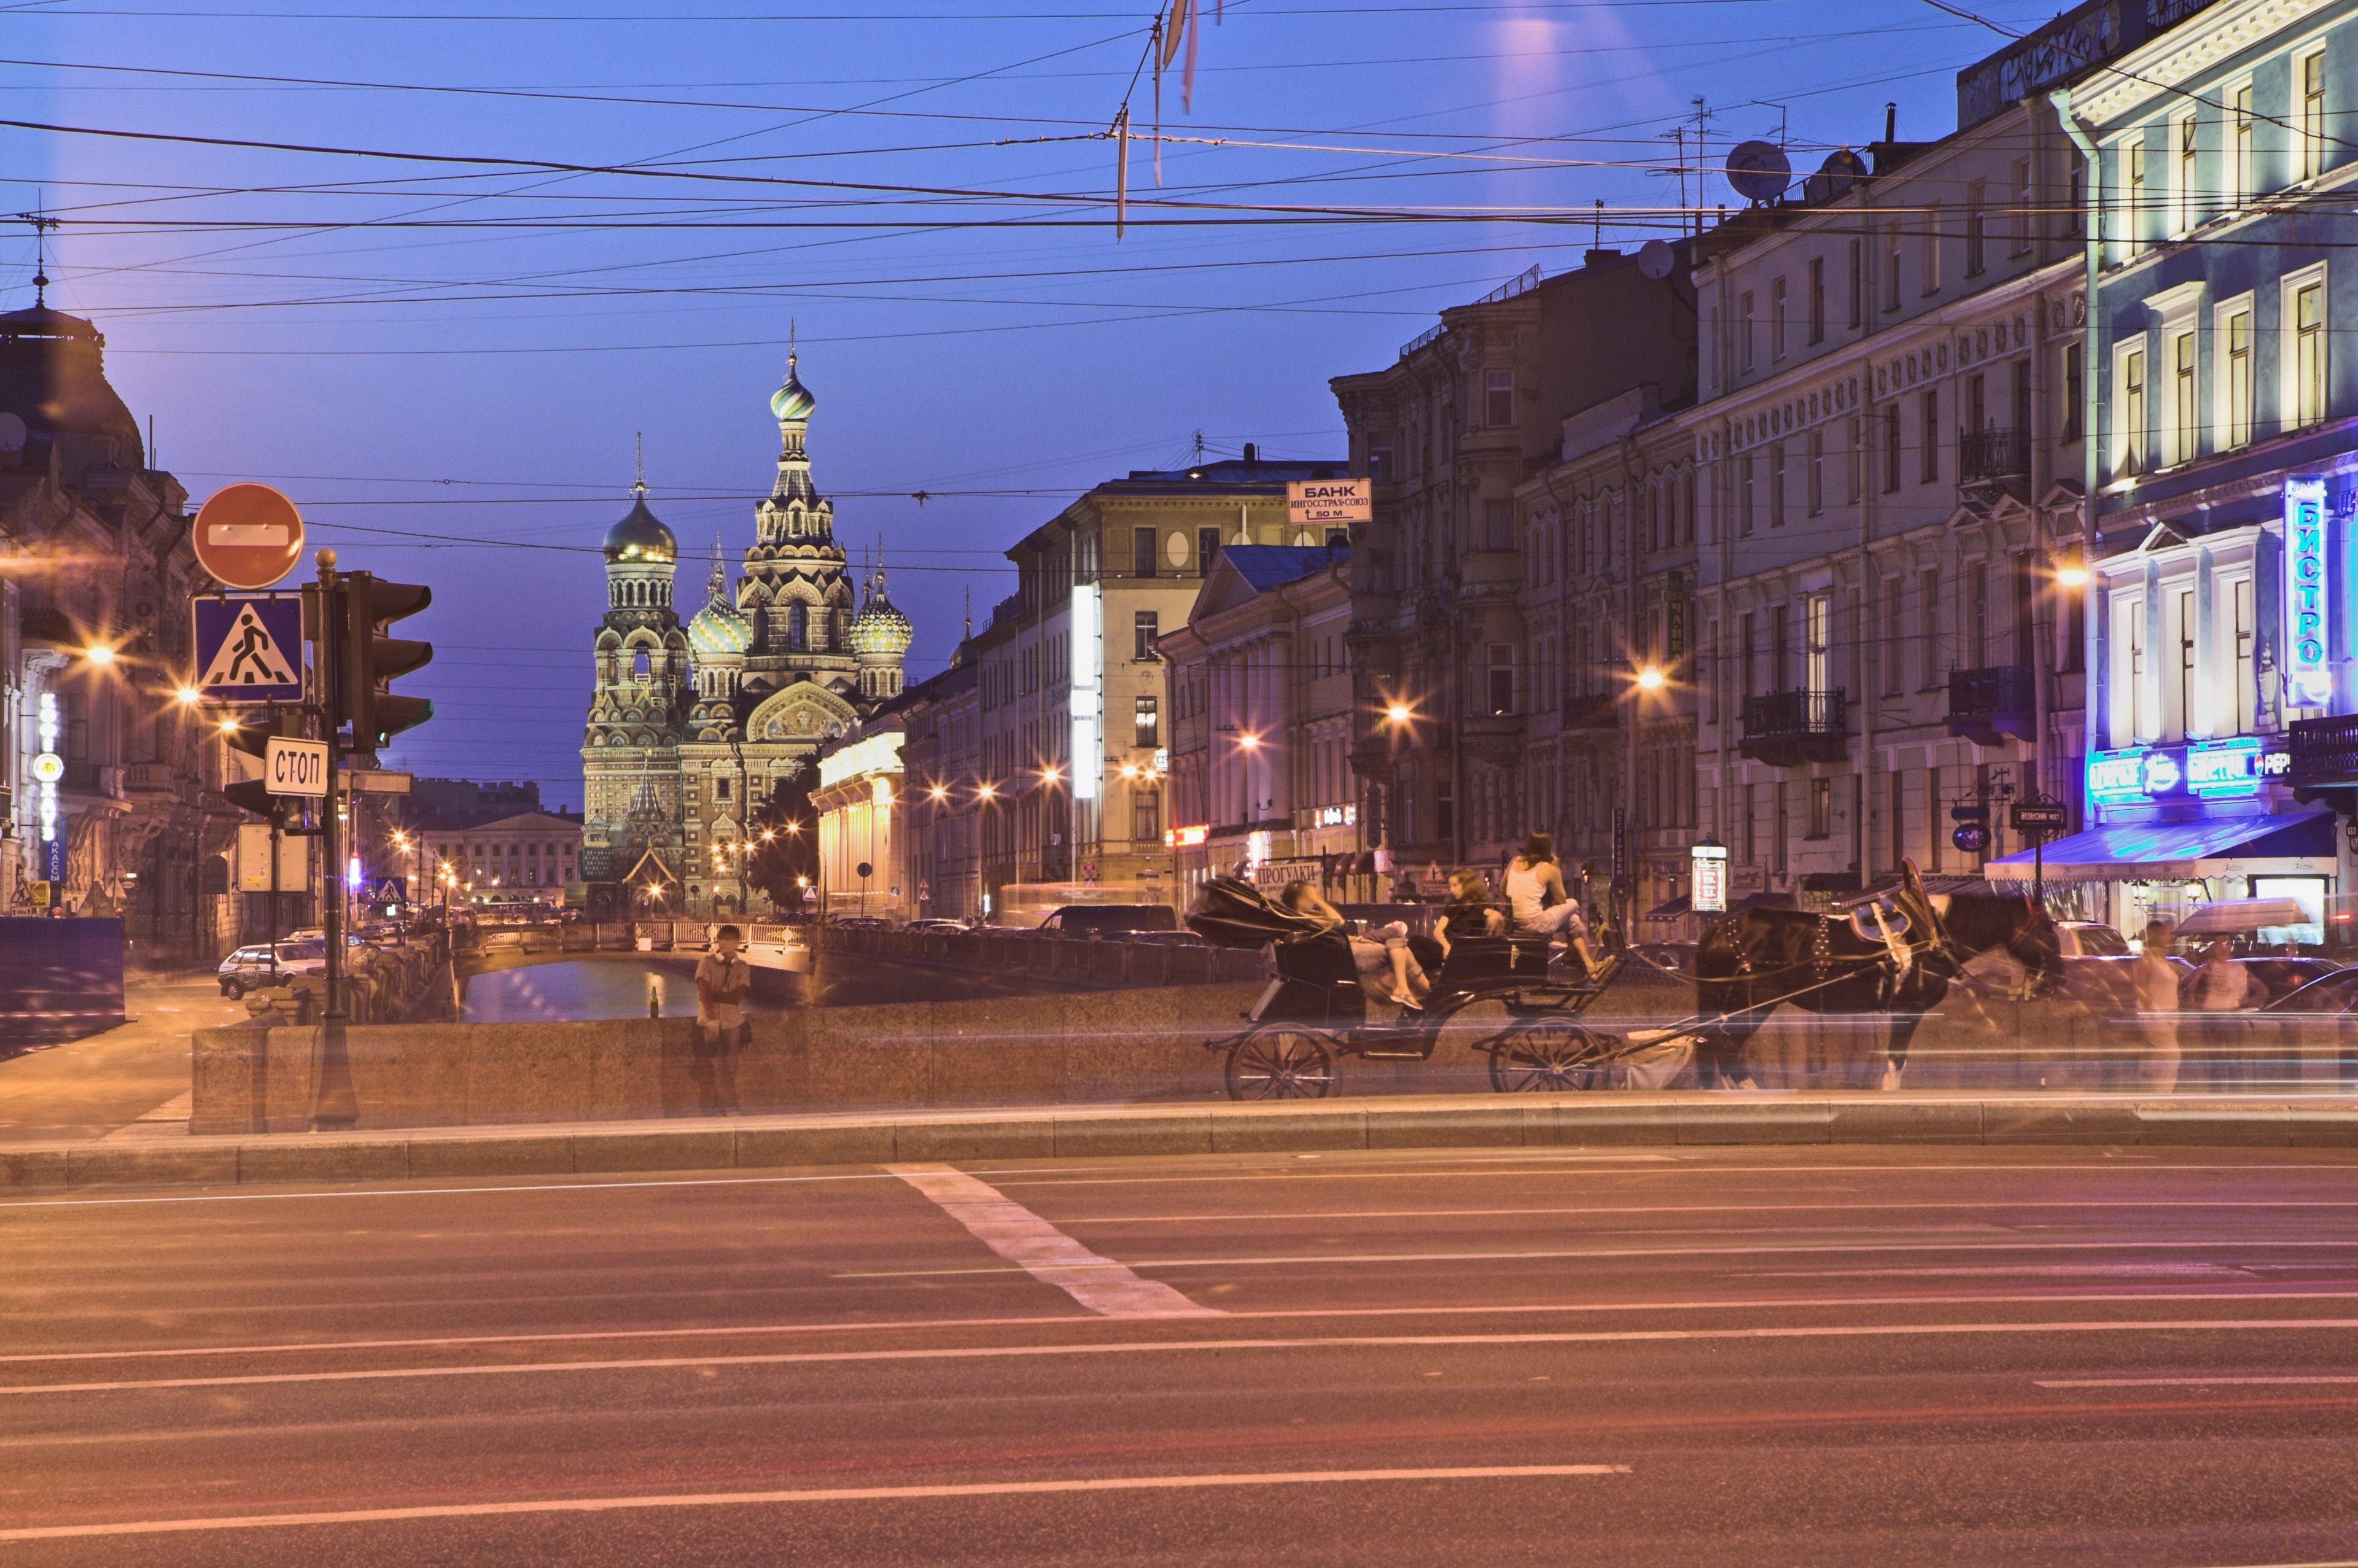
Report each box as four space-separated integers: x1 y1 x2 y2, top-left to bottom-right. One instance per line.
1636 238 1676 280
1726 139 1792 204
1802 147 1870 205
0 412 24 454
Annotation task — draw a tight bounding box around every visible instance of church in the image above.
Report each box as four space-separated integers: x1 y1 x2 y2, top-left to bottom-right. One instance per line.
578 351 912 919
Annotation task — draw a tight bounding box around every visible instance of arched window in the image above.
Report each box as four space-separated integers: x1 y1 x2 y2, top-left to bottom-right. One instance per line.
634 648 651 680
788 602 807 650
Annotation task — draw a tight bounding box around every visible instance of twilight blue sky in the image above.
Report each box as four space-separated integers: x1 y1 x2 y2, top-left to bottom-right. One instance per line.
4 0 2065 808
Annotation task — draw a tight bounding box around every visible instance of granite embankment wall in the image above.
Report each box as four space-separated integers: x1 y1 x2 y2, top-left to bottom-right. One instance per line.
188 970 2350 1136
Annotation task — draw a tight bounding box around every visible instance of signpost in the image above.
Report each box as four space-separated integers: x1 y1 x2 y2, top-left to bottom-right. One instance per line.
1286 478 1371 529
193 595 304 702
192 484 305 591
2010 798 2069 906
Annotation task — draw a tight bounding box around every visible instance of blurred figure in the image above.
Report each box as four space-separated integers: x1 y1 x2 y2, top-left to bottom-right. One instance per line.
1436 867 1503 960
693 925 751 1114
1503 833 1600 975
2192 940 2249 1011
1280 882 1428 1010
2134 920 2181 1094
2192 938 2255 1090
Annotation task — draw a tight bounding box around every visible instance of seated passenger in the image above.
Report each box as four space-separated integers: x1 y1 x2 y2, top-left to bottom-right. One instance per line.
1503 833 1601 978
1280 881 1430 1010
1435 868 1503 961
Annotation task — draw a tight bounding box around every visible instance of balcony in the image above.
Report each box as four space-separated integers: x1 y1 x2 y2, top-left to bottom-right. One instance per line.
1459 712 1526 767
1947 665 2036 747
2288 714 2358 789
1739 688 1849 767
1560 693 1622 732
121 761 185 798
1958 426 2029 486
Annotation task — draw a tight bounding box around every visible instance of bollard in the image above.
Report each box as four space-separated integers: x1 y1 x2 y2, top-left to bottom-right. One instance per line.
648 976 661 1019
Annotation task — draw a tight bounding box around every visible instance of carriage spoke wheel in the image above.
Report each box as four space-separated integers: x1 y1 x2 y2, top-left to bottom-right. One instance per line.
1226 1026 1337 1101
1488 1019 1614 1093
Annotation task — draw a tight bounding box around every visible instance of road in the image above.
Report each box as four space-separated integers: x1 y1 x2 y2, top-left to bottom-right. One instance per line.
2 1146 2354 1566
0 974 243 1146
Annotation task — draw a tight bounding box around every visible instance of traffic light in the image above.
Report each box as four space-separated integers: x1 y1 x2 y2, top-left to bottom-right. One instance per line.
340 572 434 753
218 712 290 818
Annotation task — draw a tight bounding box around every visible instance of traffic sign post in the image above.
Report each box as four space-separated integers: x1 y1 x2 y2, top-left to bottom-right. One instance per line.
193 595 304 703
192 484 305 590
2010 798 2069 907
265 737 330 798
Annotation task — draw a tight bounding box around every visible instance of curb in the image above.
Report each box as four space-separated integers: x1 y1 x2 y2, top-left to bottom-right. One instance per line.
2 1094 2350 1192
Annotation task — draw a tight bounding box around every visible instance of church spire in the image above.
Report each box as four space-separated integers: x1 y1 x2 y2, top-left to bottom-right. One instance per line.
633 431 645 495
707 534 726 602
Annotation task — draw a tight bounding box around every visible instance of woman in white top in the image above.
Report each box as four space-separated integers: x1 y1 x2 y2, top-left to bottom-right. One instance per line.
1501 833 1600 975
2133 920 2182 1093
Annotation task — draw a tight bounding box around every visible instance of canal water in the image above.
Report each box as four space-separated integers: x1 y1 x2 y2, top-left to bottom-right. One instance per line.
460 960 792 1024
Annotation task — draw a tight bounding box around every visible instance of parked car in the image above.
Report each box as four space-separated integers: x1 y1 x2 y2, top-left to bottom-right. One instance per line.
1632 942 1698 977
1035 904 1178 935
901 918 969 935
2055 921 2129 957
2263 966 2358 1014
217 941 330 998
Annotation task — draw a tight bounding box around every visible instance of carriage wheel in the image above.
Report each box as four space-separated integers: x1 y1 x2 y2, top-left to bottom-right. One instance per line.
1225 1027 1338 1101
1487 1019 1616 1093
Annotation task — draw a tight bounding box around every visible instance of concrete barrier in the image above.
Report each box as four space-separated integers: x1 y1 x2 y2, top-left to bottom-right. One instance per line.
7 1092 2349 1192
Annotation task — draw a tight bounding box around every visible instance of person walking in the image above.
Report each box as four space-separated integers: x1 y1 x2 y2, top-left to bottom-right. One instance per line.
1502 833 1600 976
2133 920 2182 1094
693 925 753 1114
2190 938 2252 1090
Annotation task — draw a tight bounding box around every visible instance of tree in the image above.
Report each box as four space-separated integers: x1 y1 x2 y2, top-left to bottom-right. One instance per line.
740 766 820 914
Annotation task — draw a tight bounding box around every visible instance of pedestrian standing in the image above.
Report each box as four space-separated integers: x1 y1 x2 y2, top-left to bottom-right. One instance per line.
2191 939 2252 1090
2133 920 2181 1094
694 924 752 1115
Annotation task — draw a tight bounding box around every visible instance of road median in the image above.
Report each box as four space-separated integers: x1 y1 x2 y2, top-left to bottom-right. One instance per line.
1 1092 2349 1191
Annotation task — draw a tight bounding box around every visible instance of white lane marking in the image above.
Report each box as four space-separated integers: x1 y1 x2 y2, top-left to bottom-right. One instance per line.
8 1290 2354 1365
1058 1201 2358 1224
888 1164 1221 1319
840 1238 2358 1279
7 1158 2352 1209
0 1465 1634 1541
2035 1375 2358 1388
10 1319 2351 1398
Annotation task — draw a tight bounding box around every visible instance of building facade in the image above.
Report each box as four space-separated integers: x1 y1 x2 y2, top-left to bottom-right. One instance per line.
897 656 981 920
412 812 582 909
812 723 906 920
1159 543 1356 906
577 353 912 920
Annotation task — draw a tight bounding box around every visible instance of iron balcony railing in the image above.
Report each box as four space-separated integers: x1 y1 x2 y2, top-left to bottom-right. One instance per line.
1739 688 1849 764
1958 425 2029 483
1947 664 2037 743
2289 713 2358 789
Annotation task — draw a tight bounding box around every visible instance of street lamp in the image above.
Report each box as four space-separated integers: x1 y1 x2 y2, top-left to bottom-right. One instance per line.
83 643 116 667
1384 702 1412 726
1635 664 1667 693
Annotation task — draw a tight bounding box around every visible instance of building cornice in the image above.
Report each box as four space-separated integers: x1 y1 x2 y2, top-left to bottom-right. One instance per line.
2076 0 2336 125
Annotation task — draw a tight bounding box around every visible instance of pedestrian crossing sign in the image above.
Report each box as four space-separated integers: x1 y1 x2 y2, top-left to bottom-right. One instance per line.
193 594 304 702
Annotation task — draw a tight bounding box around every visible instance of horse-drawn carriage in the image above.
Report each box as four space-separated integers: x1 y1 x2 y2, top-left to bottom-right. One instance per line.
1186 866 2057 1100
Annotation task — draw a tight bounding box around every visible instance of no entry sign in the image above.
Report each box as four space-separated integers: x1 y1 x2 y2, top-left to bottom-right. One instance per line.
193 483 305 590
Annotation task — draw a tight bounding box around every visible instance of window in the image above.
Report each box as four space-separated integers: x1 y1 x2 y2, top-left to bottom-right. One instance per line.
1132 610 1159 661
1738 291 1756 373
1739 453 1756 535
2234 577 2255 734
1924 766 1943 872
2174 588 2195 741
2126 593 2149 741
1772 604 1791 690
1883 223 1902 312
1683 472 1697 543
1883 581 1904 696
1845 416 1862 503
1919 389 1940 484
1919 567 1943 689
788 601 807 650
1807 430 1824 515
2293 279 2327 429
1134 694 1159 748
2222 305 2253 449
1964 180 1986 275
716 778 730 801
1807 257 1826 344
1773 782 1789 875
632 647 651 679
1770 276 1788 360
1740 611 1757 696
1741 782 1757 866
2014 357 2033 443
1805 593 1831 694
1883 404 1902 493
2229 83 2253 209
2120 345 2146 476
1131 787 1160 844
1196 526 1220 578
1486 644 1514 716
1846 237 1863 327
1807 777 1832 840
1485 370 1514 427
2063 342 2085 443
2174 113 2198 235
2167 329 2197 466
1967 564 1989 668
1435 775 1453 840
1367 443 1392 482
1921 200 1942 293
1646 486 1660 553
1132 527 1158 578
2124 136 2147 256
2010 157 2033 254
1484 498 1513 551
2300 49 2327 182
1769 444 1788 527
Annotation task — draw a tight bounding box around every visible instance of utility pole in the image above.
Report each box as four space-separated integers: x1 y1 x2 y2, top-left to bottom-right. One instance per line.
309 551 358 1131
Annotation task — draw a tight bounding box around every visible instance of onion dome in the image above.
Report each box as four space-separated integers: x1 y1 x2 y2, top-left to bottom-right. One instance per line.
851 559 913 656
603 481 676 564
769 349 817 423
688 597 751 657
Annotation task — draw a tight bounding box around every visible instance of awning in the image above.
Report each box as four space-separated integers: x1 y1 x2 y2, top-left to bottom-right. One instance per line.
2170 897 2313 935
1643 895 1691 921
1985 809 2338 883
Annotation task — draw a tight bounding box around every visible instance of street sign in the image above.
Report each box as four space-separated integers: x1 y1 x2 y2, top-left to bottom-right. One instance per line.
42 834 67 883
2011 802 2069 832
28 882 51 910
236 823 309 893
193 595 303 702
193 483 305 590
1286 478 1371 527
266 737 330 798
342 769 413 794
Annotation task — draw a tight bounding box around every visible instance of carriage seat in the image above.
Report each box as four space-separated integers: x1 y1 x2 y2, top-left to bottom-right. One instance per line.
1431 934 1553 991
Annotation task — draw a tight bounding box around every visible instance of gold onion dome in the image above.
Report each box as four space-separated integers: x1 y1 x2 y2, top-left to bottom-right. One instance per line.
852 569 912 656
603 483 676 564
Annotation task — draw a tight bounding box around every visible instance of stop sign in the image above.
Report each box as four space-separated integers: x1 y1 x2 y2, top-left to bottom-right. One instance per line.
193 483 306 590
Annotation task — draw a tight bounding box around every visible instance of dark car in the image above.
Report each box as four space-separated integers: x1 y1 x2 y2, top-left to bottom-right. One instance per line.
1037 904 1178 935
2263 966 2358 1014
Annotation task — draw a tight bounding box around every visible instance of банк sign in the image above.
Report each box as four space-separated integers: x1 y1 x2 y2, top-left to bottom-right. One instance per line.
1287 478 1371 527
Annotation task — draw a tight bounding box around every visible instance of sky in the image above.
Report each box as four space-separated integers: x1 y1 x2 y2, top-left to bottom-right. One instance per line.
2 0 2073 810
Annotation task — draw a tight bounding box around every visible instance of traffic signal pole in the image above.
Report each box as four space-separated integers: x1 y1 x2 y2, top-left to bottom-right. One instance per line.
309 550 359 1131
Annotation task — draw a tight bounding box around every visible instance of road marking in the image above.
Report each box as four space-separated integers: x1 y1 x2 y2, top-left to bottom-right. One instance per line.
840 1238 2358 1279
889 1164 1222 1319
7 1290 2354 1364
0 1464 1634 1541
9 1319 2350 1398
1058 1201 2358 1224
2035 1375 2358 1388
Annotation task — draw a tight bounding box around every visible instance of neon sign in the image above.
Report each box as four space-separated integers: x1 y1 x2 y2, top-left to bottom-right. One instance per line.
2284 476 2332 708
2087 738 2290 807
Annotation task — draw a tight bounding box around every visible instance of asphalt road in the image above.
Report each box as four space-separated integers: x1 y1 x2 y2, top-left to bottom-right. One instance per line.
0 975 243 1147
3 1146 2354 1566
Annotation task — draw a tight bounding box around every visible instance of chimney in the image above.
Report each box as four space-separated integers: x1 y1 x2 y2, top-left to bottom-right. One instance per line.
1242 442 1258 464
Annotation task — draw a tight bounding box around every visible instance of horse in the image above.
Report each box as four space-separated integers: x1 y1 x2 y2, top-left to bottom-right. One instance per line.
1691 862 2061 1089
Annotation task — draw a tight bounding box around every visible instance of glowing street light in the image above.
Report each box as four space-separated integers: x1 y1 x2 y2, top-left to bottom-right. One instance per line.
2054 562 2090 588
1236 733 1260 751
174 686 200 706
1635 665 1667 693
83 644 116 667
1384 702 1412 726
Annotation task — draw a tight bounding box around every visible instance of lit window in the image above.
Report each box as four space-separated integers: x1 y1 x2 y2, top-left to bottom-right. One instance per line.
2294 281 2327 429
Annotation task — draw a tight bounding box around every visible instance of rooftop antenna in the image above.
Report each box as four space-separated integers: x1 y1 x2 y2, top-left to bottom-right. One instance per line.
1593 198 1604 251
14 209 59 306
633 432 645 494
963 586 971 641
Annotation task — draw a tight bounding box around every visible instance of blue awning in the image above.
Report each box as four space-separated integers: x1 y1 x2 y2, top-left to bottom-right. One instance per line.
1985 809 2338 883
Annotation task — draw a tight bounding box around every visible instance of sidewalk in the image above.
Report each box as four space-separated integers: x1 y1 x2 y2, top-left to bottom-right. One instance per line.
3 1091 2348 1191
0 971 244 1146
